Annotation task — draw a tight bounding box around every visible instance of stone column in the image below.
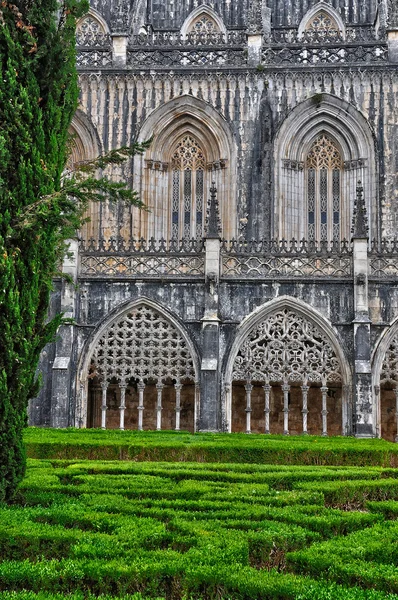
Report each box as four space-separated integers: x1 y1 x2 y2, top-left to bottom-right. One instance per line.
352 183 374 437
199 185 221 432
119 382 127 431
101 382 108 430
50 239 79 428
156 383 163 431
174 383 182 431
245 383 253 434
301 384 309 435
321 386 329 437
264 383 271 434
282 382 290 435
137 381 145 431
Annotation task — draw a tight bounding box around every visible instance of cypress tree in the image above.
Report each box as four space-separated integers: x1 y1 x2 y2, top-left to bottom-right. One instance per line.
0 1 148 502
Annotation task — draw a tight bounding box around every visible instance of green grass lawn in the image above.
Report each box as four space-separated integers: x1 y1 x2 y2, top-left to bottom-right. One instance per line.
2 430 397 599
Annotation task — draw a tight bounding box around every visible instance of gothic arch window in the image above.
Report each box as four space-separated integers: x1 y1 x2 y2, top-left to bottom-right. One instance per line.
188 14 220 34
306 11 340 34
274 95 376 242
298 3 345 40
171 136 206 239
76 11 110 46
306 134 343 242
136 96 237 241
83 303 198 431
181 6 226 39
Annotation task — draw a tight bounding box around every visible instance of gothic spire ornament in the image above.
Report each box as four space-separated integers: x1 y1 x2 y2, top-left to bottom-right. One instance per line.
351 181 369 239
205 183 222 239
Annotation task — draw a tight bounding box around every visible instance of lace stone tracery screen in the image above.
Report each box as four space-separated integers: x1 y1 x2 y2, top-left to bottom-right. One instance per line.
232 308 342 386
381 340 398 386
171 136 206 239
91 305 196 384
306 135 343 243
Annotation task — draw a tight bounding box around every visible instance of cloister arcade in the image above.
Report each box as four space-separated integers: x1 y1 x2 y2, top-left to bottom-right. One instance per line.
75 297 360 437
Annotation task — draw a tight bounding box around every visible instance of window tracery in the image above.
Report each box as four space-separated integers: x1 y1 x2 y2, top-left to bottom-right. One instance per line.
91 305 196 385
171 136 206 239
306 135 343 243
306 11 341 36
76 16 109 46
188 14 220 34
232 308 342 386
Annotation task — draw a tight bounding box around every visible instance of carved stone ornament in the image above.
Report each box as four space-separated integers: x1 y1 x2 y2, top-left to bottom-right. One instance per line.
91 305 196 384
351 181 369 239
232 308 342 385
247 0 262 35
381 340 398 385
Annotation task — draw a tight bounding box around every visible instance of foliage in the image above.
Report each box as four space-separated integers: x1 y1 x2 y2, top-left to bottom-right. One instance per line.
23 429 398 466
0 459 398 599
0 2 148 502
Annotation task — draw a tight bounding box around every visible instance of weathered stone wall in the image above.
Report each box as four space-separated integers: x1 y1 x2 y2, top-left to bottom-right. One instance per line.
30 0 398 440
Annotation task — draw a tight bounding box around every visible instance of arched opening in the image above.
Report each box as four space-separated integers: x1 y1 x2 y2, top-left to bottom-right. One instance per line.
78 301 200 432
274 94 377 242
76 9 110 45
224 298 350 436
134 96 237 240
180 6 227 38
298 3 346 40
377 338 398 442
67 109 103 242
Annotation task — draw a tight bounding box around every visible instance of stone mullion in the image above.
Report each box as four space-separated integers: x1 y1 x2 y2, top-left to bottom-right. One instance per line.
175 382 182 431
301 384 309 435
119 381 127 431
137 381 145 431
245 382 253 434
282 382 290 435
321 386 329 436
101 382 108 430
156 382 164 431
264 383 271 434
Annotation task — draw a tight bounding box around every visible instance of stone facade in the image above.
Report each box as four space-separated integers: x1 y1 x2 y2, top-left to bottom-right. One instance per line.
30 0 398 440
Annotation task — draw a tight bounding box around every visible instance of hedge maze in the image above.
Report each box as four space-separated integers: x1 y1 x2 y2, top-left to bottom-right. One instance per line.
2 438 398 600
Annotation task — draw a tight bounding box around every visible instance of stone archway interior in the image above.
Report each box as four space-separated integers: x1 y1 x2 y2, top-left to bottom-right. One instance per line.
88 304 196 432
231 308 343 435
380 339 398 442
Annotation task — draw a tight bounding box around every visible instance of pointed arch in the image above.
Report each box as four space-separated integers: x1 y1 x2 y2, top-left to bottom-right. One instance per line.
372 318 398 440
68 109 103 242
76 8 110 45
76 298 201 429
223 296 352 434
134 95 237 240
68 109 103 168
298 2 345 39
273 94 377 241
180 5 227 38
